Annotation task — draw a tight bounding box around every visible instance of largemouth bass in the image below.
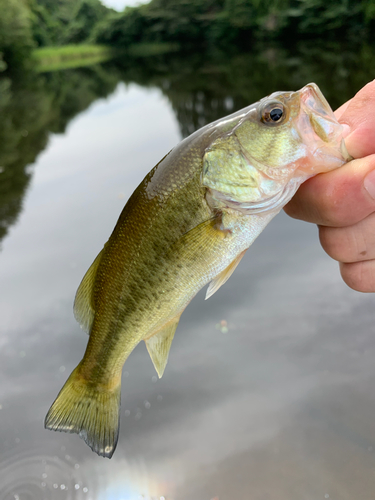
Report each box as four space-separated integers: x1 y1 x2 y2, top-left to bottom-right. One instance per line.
45 83 350 458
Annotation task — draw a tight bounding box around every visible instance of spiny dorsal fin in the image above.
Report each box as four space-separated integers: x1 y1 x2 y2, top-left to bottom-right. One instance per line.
145 316 180 378
73 249 104 334
205 250 247 300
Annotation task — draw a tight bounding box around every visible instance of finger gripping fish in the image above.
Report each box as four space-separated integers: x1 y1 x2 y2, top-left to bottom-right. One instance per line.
45 83 350 458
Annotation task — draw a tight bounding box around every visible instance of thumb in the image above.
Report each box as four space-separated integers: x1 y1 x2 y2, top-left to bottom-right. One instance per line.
336 79 375 159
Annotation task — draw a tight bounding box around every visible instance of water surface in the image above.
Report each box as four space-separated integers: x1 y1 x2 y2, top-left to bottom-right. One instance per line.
0 44 375 499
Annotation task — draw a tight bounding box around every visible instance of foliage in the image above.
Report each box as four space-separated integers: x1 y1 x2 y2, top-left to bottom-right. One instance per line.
31 0 113 46
93 0 230 47
0 0 35 69
92 8 148 46
30 1 62 47
0 0 114 69
281 0 364 37
93 0 375 49
59 0 112 45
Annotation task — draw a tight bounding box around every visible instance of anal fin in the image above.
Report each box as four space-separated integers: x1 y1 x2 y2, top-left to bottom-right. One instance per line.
205 250 247 300
145 316 180 378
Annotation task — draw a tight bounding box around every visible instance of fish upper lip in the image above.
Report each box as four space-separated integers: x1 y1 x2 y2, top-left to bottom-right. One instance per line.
300 83 338 128
301 83 332 114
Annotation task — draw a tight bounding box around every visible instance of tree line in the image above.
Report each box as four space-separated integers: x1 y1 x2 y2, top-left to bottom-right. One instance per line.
94 0 375 50
1 0 375 70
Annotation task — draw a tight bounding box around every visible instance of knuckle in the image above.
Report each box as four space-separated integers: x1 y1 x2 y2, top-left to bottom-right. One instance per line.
320 214 375 263
319 226 352 262
318 226 339 260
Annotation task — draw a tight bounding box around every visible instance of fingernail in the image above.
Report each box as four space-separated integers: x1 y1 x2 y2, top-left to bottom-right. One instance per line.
364 169 375 199
341 123 351 138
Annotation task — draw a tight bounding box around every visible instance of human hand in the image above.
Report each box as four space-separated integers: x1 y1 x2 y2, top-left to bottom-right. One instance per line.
285 80 375 292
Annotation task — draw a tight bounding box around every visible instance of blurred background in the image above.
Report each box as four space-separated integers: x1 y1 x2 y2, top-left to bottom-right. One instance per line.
1 1 375 499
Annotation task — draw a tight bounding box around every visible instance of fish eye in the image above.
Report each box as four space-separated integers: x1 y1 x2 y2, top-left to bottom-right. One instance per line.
260 101 286 125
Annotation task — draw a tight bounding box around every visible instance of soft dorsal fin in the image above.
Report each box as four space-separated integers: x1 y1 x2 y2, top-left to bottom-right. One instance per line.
73 249 104 334
144 316 181 378
205 250 247 300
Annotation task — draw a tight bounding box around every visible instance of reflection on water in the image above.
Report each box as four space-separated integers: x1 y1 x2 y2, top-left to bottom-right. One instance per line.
0 448 89 498
0 65 119 245
0 42 375 498
1 41 373 246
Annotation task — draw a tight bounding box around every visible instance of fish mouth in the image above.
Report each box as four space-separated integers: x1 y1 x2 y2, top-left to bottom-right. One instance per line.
300 83 342 143
298 83 351 172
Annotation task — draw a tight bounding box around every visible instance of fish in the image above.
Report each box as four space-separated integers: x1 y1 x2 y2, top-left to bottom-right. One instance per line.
45 83 350 458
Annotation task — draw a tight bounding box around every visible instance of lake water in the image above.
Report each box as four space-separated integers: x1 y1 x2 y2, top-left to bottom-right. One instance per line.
0 45 375 499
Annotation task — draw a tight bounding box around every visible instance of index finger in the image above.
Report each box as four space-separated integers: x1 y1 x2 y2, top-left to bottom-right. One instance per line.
284 155 375 227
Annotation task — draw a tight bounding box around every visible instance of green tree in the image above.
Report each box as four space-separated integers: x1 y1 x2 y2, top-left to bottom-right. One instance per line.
30 0 62 47
63 0 113 44
282 0 364 37
30 0 113 47
93 7 148 46
92 0 374 48
0 0 34 69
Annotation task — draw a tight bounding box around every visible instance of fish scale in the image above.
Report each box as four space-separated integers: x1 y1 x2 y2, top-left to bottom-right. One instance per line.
45 83 350 458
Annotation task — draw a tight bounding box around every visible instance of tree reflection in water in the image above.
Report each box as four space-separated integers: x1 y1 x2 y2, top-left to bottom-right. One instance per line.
0 40 374 245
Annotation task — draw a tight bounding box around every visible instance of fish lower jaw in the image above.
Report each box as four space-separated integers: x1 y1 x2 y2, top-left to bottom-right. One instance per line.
206 179 302 215
310 138 351 172
340 138 353 162
294 147 348 178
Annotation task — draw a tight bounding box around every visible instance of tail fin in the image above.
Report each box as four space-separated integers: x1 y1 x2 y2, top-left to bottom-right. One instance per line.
44 364 121 458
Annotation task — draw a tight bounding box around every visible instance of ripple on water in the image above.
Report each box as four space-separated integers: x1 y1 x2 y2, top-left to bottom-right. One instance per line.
0 448 89 499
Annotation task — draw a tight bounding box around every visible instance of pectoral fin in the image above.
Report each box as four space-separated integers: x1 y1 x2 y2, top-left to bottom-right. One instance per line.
145 316 180 378
205 250 246 300
73 249 104 334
